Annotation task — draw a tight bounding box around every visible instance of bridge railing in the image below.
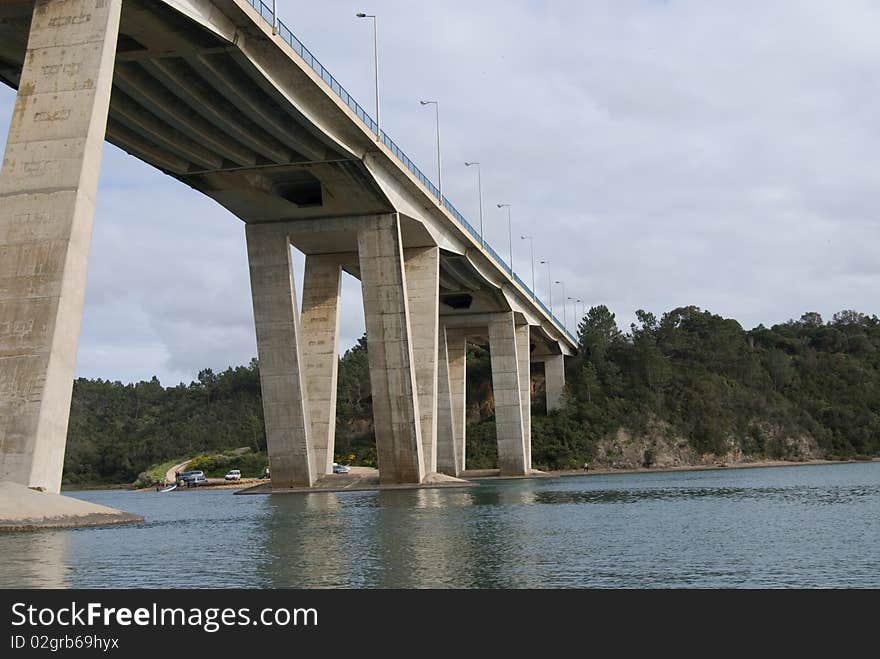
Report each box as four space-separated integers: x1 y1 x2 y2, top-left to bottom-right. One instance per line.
245 1 577 344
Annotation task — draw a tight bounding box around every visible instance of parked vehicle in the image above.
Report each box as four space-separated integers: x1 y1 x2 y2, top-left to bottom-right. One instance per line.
332 463 350 474
224 469 241 481
178 470 207 486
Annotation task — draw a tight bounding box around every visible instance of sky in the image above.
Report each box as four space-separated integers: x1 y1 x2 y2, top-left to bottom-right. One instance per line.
2 0 879 385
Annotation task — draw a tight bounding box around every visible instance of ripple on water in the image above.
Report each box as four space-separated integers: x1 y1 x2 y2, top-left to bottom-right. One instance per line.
0 462 876 588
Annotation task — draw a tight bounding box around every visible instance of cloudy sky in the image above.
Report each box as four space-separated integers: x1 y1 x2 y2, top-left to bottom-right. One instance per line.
2 0 878 385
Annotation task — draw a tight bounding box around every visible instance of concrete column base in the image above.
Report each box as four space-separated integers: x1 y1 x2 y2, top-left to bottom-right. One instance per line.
437 326 467 476
246 223 314 488
0 0 122 493
544 354 566 412
358 214 424 485
301 254 344 475
403 247 439 475
489 313 528 476
516 324 532 471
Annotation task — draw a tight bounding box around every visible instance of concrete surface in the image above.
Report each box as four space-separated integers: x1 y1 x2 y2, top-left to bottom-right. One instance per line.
437 327 467 476
0 0 122 494
358 214 424 484
403 246 440 475
516 324 532 470
235 466 474 495
301 253 343 475
489 313 528 476
0 481 142 531
246 223 314 488
436 326 456 476
544 354 566 412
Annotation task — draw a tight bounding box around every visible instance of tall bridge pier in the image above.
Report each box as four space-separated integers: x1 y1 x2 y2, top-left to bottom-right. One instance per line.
0 0 574 495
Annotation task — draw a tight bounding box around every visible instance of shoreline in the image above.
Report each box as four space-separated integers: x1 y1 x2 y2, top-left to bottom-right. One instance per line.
62 457 878 493
535 457 880 480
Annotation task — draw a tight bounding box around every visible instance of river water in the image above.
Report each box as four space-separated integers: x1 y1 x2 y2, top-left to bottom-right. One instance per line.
0 462 877 588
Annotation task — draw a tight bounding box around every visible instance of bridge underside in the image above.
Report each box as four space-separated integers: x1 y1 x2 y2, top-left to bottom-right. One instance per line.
0 0 572 493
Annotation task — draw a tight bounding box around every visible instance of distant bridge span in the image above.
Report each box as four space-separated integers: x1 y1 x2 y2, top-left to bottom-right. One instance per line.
0 0 574 492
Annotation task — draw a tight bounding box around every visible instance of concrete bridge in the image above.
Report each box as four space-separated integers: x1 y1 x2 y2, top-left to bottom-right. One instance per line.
0 0 575 493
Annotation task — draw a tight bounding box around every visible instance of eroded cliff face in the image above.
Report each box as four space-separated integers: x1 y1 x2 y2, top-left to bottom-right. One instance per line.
591 420 823 470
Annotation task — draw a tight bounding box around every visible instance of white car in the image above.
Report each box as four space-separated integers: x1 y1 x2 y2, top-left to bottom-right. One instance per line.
332 463 350 474
224 469 241 481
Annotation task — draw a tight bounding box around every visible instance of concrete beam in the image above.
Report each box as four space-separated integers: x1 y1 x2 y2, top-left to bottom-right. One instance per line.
113 62 258 167
105 119 190 175
437 327 467 476
191 53 327 162
516 324 532 471
358 214 424 484
0 0 122 494
488 313 528 476
110 89 224 170
141 57 292 164
300 253 343 475
544 354 566 412
403 246 439 475
246 223 314 488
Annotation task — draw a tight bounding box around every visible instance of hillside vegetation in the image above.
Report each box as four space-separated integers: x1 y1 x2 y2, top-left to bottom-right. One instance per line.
63 307 880 485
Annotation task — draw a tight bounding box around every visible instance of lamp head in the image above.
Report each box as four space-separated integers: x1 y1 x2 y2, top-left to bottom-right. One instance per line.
356 12 366 17
465 161 478 167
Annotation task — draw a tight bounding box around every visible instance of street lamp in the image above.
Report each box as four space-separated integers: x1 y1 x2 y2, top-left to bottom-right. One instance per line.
540 260 553 314
555 280 566 329
420 100 442 202
356 13 380 138
521 235 535 299
465 161 483 245
497 203 513 276
272 0 278 33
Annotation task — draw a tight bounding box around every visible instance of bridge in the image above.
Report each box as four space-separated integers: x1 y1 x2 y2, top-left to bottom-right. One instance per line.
0 0 576 493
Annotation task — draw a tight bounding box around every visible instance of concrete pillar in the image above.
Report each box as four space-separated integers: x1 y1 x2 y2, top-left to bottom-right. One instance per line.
488 312 528 476
0 0 122 493
358 214 424 484
246 223 314 488
544 354 566 412
516 324 532 471
436 326 455 475
300 254 343 476
437 326 467 476
403 246 439 475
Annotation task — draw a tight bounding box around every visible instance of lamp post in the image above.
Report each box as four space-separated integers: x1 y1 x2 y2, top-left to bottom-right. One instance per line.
496 203 513 276
356 13 380 138
465 161 483 245
272 0 278 33
540 260 553 314
420 100 442 202
521 235 535 299
555 280 566 329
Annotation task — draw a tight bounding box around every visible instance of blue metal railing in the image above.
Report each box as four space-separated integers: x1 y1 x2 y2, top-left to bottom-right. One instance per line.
245 1 576 344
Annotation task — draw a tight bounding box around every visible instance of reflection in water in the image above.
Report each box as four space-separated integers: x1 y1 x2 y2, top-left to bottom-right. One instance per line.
0 530 68 588
0 463 877 588
260 492 354 588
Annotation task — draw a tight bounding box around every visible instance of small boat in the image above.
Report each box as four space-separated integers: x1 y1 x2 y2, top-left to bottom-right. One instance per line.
159 483 177 493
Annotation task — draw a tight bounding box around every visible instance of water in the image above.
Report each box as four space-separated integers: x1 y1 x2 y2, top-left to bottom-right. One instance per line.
1 463 877 588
